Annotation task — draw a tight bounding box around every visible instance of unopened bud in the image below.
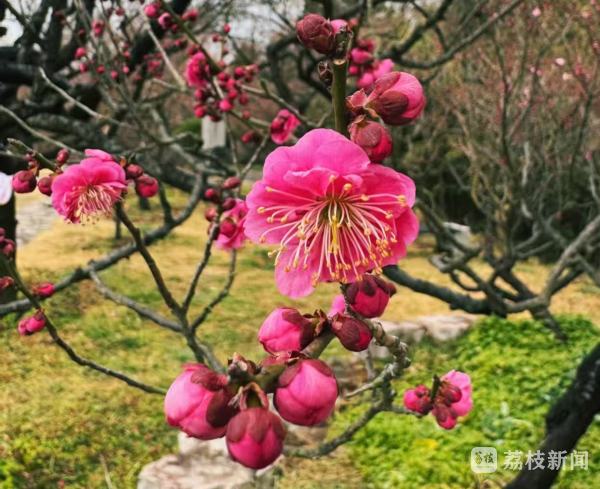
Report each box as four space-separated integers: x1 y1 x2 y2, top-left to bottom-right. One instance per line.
223 176 241 190
12 170 37 194
296 14 335 54
204 188 221 203
37 175 54 196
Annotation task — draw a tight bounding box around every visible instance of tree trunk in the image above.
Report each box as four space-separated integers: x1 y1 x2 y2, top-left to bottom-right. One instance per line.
505 342 600 489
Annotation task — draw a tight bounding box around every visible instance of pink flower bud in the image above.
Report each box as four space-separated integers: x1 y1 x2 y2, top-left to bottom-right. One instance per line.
432 405 457 430
37 175 54 196
218 219 237 238
56 148 70 165
164 364 236 439
194 105 206 118
0 238 15 257
74 47 86 59
258 308 314 354
12 170 37 194
182 9 198 22
204 207 217 222
330 19 348 35
135 175 159 198
226 408 285 469
221 197 237 211
33 282 55 298
296 14 335 54
403 385 433 414
270 109 300 145
330 315 372 352
125 164 144 180
0 276 14 292
350 47 373 65
345 274 396 318
349 119 393 163
241 130 258 144
158 13 172 30
223 23 231 34
274 359 338 426
223 176 241 190
218 98 233 112
366 71 425 125
18 310 46 336
92 20 104 37
204 188 220 203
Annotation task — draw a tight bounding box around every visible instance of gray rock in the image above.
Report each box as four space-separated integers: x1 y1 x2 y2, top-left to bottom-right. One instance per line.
369 315 475 359
138 433 276 489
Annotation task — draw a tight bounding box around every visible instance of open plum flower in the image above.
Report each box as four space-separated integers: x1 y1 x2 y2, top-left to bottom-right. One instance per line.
245 128 419 298
51 149 127 223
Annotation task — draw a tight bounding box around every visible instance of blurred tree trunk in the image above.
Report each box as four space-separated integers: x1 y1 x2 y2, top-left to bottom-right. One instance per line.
505 343 600 489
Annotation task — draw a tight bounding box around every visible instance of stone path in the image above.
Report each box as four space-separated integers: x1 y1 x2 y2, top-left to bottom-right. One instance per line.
16 199 57 247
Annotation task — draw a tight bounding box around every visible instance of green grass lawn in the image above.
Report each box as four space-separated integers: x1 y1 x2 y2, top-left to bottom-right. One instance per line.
1 193 599 488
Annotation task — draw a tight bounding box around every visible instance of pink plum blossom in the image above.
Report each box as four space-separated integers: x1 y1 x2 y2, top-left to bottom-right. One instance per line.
215 198 248 251
245 128 419 298
269 109 301 145
226 408 286 469
274 359 338 426
51 149 127 223
185 52 209 88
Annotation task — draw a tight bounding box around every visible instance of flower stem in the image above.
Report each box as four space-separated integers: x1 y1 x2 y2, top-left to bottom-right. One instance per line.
331 59 348 136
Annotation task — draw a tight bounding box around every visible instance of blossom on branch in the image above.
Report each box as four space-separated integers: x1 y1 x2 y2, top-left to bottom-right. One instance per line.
246 129 419 298
51 149 127 223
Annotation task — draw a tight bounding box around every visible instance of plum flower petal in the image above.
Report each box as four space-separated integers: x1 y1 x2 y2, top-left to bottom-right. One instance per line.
246 128 418 298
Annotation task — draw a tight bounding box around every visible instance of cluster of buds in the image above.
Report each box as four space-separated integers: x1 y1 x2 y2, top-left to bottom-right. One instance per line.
11 150 55 195
203 177 248 251
403 370 473 429
185 44 258 120
165 352 337 469
348 37 395 90
0 228 16 258
17 310 47 336
123 162 159 198
346 71 425 162
145 2 199 32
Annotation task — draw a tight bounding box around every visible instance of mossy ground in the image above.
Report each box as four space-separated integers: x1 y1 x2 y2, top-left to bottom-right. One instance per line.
1 191 598 488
